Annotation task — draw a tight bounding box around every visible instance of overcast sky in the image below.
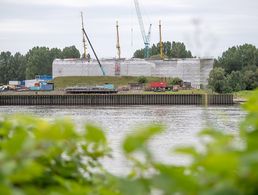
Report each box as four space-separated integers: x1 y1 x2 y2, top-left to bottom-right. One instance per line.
0 0 258 58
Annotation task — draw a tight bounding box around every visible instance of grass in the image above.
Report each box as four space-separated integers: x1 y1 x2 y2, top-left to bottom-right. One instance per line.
233 90 255 100
144 89 208 94
53 76 162 89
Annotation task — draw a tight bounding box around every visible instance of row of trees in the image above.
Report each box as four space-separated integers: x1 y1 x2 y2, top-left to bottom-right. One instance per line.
134 41 193 59
208 44 258 93
0 46 80 84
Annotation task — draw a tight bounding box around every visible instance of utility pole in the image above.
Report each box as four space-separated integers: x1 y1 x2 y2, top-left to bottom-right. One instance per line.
116 21 121 59
81 12 87 59
159 20 164 59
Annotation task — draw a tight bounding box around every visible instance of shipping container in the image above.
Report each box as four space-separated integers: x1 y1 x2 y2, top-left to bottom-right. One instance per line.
35 75 52 81
40 84 54 91
9 81 21 85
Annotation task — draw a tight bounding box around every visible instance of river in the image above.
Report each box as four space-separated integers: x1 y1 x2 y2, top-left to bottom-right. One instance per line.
0 105 246 175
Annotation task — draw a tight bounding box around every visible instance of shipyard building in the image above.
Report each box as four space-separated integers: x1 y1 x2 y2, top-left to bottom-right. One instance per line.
53 58 214 89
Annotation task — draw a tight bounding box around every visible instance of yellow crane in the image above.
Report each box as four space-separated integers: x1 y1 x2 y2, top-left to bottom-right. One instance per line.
159 20 164 59
81 12 87 59
116 21 121 59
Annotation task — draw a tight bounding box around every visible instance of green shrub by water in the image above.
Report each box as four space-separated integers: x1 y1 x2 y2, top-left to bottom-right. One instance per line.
0 90 258 195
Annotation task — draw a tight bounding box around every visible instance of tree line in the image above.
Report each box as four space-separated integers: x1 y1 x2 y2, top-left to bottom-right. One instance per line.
0 46 80 84
208 44 258 93
134 41 193 59
1 43 258 93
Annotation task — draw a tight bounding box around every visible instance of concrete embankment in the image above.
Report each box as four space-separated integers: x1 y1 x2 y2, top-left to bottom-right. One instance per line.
0 94 233 106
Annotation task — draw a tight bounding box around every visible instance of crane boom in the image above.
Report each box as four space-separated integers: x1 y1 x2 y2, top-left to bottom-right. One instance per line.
134 0 151 58
134 0 146 43
82 28 106 76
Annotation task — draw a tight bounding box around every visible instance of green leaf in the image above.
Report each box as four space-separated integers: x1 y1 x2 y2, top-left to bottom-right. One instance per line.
2 129 28 156
123 124 165 154
0 184 11 195
84 124 106 144
118 179 149 195
9 161 43 183
35 118 76 141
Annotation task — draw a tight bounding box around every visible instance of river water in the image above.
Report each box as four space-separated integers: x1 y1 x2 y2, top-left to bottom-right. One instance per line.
0 105 246 174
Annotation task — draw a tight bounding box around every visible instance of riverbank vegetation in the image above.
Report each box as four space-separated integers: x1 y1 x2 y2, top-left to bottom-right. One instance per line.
233 90 255 100
208 44 258 93
0 46 80 84
0 90 258 194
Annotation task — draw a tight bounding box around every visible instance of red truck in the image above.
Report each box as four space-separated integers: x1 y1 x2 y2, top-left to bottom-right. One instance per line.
149 82 168 92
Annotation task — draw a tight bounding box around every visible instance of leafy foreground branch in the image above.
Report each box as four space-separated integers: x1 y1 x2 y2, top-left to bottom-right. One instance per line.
1 90 258 195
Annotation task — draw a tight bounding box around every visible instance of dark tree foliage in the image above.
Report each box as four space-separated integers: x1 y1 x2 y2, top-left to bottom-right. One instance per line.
209 44 258 93
133 41 193 59
133 49 145 59
208 67 227 93
243 69 258 90
216 44 258 74
171 41 192 58
0 52 26 84
62 46 81 59
0 46 81 83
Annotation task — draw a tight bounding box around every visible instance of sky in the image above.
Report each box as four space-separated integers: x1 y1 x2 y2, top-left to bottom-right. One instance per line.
0 0 258 58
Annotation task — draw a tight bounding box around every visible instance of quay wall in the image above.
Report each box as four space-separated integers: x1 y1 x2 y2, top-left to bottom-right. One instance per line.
0 94 233 106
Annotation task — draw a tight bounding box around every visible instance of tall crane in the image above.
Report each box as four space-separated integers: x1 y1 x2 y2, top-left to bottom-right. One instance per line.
81 13 106 76
134 0 152 58
81 12 87 59
159 20 164 59
116 21 121 59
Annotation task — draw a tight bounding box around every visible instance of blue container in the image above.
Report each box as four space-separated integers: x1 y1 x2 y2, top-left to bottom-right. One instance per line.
40 84 54 91
35 75 52 81
20 80 25 86
30 86 40 91
103 84 115 90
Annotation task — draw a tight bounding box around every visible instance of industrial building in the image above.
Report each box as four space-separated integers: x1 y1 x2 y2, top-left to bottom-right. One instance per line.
52 58 214 89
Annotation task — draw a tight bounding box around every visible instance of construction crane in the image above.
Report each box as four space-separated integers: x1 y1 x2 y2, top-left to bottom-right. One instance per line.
159 20 164 59
81 12 87 59
81 13 106 76
134 0 152 58
116 21 121 59
115 21 121 76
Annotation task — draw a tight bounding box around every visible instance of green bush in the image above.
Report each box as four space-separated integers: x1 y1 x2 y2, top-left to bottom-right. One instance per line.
1 90 258 194
169 77 183 86
0 116 113 194
137 76 148 84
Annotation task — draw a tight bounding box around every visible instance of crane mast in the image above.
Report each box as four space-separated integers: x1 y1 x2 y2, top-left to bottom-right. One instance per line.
134 0 152 58
116 21 121 59
81 12 87 59
159 20 164 59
